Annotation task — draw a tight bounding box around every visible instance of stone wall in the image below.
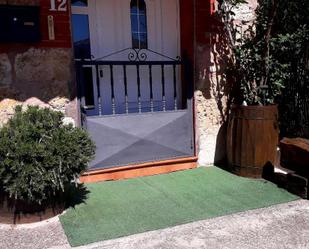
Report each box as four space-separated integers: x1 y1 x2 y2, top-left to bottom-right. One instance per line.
233 0 257 25
0 47 77 127
195 0 257 166
195 35 231 166
0 0 257 167
0 0 77 127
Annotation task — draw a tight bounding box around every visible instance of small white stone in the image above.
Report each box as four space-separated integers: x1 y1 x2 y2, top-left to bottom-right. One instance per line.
242 101 248 106
62 117 75 127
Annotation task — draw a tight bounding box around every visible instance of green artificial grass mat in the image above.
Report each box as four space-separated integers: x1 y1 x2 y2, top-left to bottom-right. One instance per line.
60 167 298 247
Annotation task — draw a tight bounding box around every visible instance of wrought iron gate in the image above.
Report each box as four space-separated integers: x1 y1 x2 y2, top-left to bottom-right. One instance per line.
76 49 195 170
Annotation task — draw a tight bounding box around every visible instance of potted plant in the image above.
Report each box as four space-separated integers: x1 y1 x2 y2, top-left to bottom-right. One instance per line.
217 0 283 177
0 106 95 223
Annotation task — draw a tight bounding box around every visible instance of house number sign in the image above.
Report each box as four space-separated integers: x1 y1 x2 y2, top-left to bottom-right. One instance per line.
50 0 68 12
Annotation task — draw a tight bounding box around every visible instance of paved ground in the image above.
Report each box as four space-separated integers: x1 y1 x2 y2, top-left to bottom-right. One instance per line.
1 200 309 249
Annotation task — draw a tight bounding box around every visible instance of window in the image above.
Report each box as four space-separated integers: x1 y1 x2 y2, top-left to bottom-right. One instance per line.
72 14 91 59
71 0 88 7
130 0 148 49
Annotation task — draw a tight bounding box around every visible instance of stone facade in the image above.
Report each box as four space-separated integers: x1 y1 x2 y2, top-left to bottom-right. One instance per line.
195 0 257 166
195 40 231 166
0 47 78 127
0 0 257 167
0 0 75 127
233 0 258 25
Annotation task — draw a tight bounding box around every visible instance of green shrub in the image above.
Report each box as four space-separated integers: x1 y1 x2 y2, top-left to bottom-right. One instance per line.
0 106 95 205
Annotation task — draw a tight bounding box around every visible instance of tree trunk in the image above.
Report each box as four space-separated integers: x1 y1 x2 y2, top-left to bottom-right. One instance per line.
259 0 279 87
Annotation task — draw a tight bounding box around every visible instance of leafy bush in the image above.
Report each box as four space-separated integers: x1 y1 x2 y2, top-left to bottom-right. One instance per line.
0 106 95 205
218 0 309 106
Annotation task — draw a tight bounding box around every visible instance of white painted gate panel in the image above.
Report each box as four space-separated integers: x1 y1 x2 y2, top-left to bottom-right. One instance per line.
86 0 181 114
72 1 194 169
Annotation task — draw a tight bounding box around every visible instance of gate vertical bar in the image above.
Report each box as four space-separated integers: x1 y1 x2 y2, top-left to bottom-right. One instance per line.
109 65 116 115
95 65 102 115
148 65 154 112
123 65 129 114
76 63 86 125
137 64 142 113
161 65 166 111
77 64 85 108
173 64 177 110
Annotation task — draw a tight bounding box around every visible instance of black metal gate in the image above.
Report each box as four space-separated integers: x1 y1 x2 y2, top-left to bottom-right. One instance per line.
76 49 194 170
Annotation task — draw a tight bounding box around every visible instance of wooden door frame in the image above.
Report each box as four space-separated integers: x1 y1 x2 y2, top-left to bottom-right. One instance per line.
179 0 196 156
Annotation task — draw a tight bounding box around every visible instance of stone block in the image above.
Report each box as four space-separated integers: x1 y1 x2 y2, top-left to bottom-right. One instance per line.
48 97 70 113
0 98 21 127
0 86 21 100
0 54 12 86
22 97 50 109
14 48 72 101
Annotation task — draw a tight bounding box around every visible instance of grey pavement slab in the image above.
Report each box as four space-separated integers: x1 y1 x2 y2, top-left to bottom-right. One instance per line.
0 216 68 249
1 200 309 249
72 199 309 249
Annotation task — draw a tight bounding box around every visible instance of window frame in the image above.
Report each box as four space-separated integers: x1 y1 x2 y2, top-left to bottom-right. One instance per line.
130 0 148 49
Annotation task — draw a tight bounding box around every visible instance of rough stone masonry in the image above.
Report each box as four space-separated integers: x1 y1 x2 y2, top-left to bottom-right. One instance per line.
0 0 258 165
196 0 257 165
0 47 77 127
0 0 78 127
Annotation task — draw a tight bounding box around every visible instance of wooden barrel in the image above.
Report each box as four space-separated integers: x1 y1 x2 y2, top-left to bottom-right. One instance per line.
227 105 279 178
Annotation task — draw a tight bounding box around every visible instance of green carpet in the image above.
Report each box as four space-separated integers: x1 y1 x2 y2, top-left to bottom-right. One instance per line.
60 167 298 247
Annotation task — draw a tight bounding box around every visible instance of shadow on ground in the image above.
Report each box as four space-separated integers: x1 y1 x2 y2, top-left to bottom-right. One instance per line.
0 183 89 224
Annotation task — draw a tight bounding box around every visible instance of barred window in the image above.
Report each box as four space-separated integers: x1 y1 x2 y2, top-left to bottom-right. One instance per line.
71 0 88 7
130 0 148 49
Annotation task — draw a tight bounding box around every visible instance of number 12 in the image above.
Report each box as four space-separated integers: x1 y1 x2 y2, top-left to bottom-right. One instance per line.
50 0 67 12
